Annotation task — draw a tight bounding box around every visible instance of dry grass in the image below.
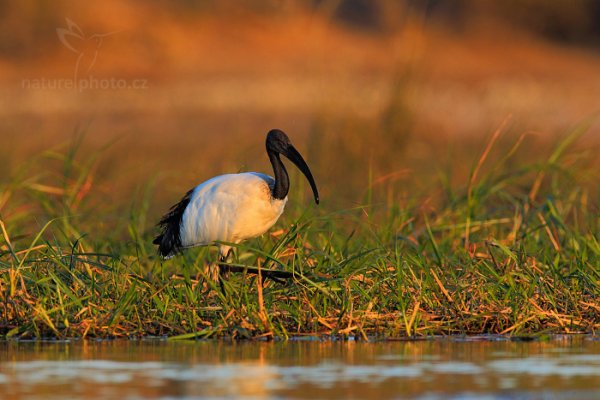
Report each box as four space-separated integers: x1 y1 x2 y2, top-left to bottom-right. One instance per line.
0 115 598 339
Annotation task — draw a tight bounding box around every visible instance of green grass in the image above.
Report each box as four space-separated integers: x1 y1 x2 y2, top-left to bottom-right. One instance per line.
0 121 599 340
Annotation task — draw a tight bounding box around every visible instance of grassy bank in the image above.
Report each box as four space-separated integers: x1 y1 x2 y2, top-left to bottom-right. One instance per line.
0 122 599 340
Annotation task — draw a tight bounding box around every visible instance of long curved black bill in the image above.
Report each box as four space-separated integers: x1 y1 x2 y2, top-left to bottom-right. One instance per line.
283 145 320 204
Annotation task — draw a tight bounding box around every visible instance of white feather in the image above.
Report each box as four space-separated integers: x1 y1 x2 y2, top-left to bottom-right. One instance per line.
179 172 287 251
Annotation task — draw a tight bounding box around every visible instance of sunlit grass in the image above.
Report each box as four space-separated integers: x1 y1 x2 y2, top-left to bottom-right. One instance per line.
0 119 599 340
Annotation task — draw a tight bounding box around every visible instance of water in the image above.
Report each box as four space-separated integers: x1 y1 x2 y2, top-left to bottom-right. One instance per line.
1 336 599 399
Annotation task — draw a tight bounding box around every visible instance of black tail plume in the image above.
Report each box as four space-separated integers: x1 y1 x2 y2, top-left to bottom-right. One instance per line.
154 188 194 258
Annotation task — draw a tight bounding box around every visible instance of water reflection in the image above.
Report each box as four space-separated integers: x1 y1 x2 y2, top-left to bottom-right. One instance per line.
0 336 599 399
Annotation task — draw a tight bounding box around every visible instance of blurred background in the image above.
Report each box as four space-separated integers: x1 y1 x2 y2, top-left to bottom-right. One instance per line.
0 0 599 225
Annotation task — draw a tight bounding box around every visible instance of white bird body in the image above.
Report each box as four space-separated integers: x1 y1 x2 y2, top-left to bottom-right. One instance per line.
180 172 287 254
154 129 319 282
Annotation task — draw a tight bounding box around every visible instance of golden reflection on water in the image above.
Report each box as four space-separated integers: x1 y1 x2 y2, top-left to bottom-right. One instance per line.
0 337 599 399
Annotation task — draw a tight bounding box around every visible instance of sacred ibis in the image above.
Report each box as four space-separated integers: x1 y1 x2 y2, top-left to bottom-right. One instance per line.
153 129 319 279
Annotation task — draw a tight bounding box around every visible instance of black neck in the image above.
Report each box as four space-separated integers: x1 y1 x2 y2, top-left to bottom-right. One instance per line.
268 150 289 200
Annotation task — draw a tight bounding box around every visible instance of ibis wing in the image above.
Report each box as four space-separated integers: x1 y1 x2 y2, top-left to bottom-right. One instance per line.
179 173 285 248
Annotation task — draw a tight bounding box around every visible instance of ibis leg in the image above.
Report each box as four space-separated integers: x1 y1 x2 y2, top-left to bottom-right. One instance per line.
217 249 233 295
